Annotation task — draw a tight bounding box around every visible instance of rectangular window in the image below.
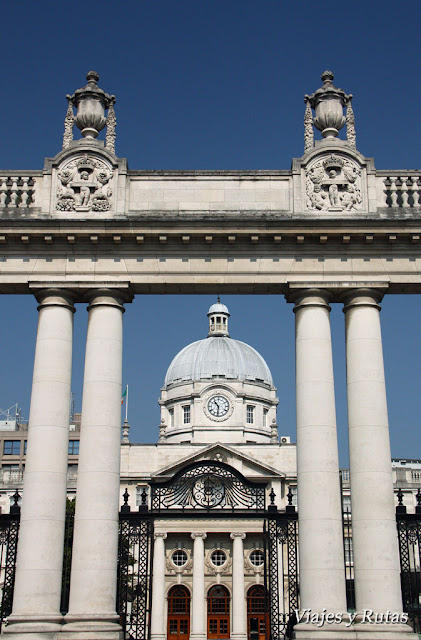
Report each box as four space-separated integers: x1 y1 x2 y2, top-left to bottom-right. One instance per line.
263 408 268 426
344 537 353 564
24 440 27 455
4 441 20 455
246 405 254 424
169 408 174 427
342 495 351 516
183 405 191 424
68 440 79 455
1 464 19 480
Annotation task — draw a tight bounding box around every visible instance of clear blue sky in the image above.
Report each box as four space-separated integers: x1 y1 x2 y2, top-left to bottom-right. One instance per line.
0 0 420 466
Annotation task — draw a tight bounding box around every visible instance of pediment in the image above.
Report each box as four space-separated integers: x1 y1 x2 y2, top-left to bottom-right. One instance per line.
151 442 284 482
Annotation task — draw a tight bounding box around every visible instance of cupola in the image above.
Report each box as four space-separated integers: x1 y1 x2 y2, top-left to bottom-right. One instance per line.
207 297 230 336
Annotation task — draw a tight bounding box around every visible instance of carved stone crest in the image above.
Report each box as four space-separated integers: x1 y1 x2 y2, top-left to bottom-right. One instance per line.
306 154 362 212
56 154 114 212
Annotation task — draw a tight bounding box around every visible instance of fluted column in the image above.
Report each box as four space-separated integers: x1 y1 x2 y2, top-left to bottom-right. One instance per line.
150 533 167 640
6 289 75 634
230 533 247 640
289 288 347 634
64 288 131 636
190 533 207 640
343 289 411 635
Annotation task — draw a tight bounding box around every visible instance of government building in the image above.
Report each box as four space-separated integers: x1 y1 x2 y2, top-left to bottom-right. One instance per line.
0 70 419 640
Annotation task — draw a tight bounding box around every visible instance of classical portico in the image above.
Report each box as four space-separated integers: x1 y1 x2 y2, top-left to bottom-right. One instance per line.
0 69 419 640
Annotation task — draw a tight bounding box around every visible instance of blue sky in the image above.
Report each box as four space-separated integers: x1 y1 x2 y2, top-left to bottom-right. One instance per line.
0 1 421 466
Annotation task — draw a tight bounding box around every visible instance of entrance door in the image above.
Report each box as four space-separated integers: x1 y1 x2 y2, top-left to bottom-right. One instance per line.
207 585 230 639
167 586 190 640
247 586 267 640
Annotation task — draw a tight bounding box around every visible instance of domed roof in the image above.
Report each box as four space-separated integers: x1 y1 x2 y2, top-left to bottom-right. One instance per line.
164 301 273 388
207 301 230 316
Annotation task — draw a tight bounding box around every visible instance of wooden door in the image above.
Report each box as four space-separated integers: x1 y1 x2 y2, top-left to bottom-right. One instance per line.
167 586 190 640
207 585 230 639
247 586 267 640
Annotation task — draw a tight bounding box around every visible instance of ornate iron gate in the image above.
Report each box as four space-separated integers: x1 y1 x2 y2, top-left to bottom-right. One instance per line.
0 492 20 632
265 502 299 640
117 494 153 640
396 492 421 633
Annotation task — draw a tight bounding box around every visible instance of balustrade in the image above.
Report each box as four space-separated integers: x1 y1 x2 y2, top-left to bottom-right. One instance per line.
0 175 35 208
383 175 421 207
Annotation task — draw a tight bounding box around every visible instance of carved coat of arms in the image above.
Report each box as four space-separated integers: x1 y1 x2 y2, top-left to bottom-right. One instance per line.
306 154 362 212
56 154 114 212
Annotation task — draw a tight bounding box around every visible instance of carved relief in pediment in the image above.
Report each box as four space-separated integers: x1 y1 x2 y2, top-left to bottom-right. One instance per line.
55 154 114 213
305 154 363 212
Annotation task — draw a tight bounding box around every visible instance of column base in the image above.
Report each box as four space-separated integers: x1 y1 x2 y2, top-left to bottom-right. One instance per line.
61 615 122 640
4 614 63 634
295 622 357 640
189 634 207 640
230 634 247 640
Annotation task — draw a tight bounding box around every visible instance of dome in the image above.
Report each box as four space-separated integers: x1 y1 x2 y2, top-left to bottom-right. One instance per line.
164 336 274 388
164 300 274 388
207 301 230 316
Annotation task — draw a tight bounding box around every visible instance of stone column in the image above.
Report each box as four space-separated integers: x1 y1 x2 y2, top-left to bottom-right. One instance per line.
6 289 75 634
64 288 131 637
150 533 167 640
190 533 207 640
289 289 347 634
343 289 410 635
230 533 247 640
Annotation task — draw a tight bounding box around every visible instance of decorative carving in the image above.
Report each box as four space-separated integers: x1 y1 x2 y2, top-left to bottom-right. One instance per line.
62 99 75 149
106 102 117 154
56 154 113 212
346 101 356 148
306 154 362 212
304 99 314 152
151 461 266 511
205 549 232 576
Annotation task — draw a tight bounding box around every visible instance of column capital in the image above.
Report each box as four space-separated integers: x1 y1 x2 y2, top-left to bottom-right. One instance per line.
154 532 167 540
30 287 77 313
341 287 386 313
86 287 134 312
230 532 246 540
191 532 207 540
285 287 332 312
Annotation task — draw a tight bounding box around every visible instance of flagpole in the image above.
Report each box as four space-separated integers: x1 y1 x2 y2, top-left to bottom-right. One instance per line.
125 384 128 422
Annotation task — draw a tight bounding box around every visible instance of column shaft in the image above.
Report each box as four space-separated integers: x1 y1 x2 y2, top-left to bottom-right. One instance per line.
190 533 207 640
150 533 167 640
292 289 347 614
7 290 75 633
230 533 247 640
344 289 404 614
65 290 128 633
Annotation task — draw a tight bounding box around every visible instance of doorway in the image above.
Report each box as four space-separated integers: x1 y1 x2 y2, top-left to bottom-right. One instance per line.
167 585 190 640
207 585 230 639
247 585 267 640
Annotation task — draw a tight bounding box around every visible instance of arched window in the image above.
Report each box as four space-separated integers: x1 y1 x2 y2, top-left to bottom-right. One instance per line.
247 586 267 640
207 585 230 639
167 586 190 640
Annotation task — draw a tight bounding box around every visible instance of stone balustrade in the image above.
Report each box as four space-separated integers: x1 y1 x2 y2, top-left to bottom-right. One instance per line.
382 173 421 207
0 174 37 208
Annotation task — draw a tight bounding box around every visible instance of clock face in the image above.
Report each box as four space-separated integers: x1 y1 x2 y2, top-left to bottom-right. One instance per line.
207 395 229 418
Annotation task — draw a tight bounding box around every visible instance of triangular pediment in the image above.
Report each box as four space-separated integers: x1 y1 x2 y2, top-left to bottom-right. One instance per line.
151 442 285 481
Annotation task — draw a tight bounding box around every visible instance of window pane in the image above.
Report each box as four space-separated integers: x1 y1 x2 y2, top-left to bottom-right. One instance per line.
4 441 20 455
68 440 79 455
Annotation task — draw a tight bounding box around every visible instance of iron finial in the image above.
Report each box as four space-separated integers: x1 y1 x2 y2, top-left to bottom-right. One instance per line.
269 488 276 505
397 488 404 506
